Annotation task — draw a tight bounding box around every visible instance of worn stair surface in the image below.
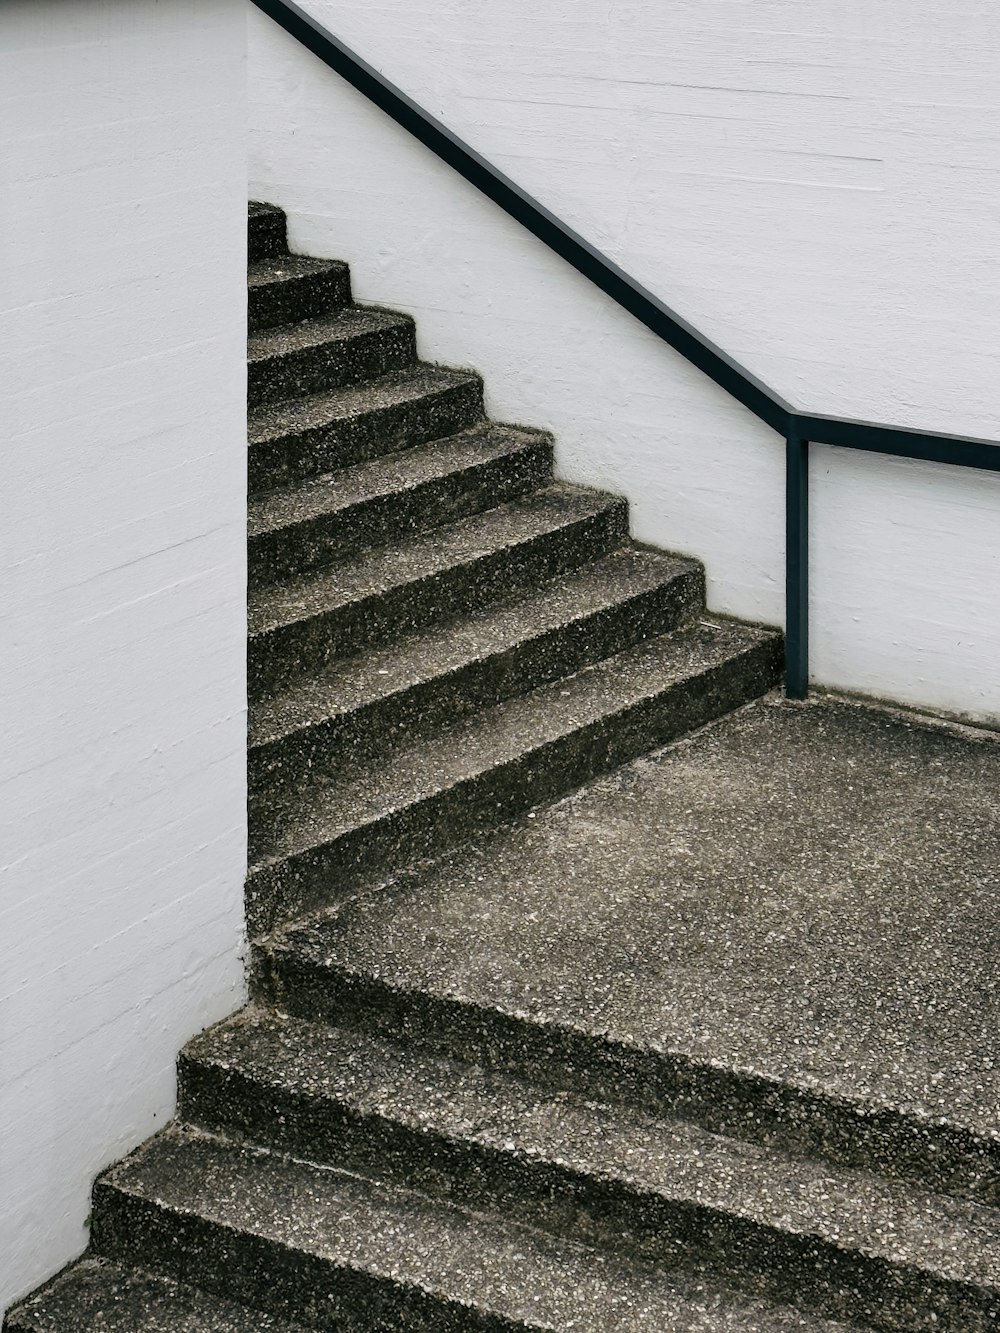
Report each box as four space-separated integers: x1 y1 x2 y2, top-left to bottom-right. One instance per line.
13 200 1000 1329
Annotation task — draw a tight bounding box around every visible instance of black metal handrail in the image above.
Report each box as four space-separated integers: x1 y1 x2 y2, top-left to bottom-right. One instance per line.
251 0 1000 699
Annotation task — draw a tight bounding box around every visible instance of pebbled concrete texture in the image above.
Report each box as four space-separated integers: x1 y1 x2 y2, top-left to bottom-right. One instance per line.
179 1008 1000 1331
247 306 417 408
248 364 485 493
248 549 704 814
248 201 287 263
265 695 1000 1204
4 1259 308 1333
247 485 629 695
247 422 554 585
246 618 780 933
90 1127 867 1333
248 255 352 332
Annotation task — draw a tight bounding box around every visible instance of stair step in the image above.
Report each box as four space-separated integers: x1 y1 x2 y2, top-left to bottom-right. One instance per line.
248 306 416 410
248 547 704 814
248 364 485 495
248 254 351 332
248 422 554 586
2 1258 308 1333
261 695 1000 1213
180 1008 1000 1333
248 484 629 696
245 616 780 932
92 1127 869 1333
248 200 286 263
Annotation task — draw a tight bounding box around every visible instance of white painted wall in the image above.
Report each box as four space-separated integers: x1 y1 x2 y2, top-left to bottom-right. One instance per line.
249 0 1000 724
0 0 247 1312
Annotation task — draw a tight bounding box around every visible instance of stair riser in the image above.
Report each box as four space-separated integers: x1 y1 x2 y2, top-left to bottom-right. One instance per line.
249 375 485 496
248 438 554 589
248 566 706 824
249 266 352 333
249 319 417 410
178 1060 998 1333
246 634 781 934
249 211 287 263
262 908 1000 1216
1 1259 313 1333
91 1184 533 1333
248 501 629 698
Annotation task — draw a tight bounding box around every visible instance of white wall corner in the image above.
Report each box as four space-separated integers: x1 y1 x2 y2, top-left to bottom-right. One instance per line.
249 1 1000 724
0 0 249 1313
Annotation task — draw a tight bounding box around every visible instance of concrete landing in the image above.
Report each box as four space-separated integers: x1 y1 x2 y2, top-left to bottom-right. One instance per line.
298 695 1000 1139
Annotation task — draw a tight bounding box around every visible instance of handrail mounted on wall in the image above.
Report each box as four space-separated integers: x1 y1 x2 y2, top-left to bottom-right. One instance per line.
251 0 1000 699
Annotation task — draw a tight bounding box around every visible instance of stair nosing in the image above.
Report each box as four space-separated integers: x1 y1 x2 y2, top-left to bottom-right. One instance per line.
95 1125 870 1333
249 547 700 751
247 421 552 541
247 305 414 363
247 483 625 641
180 1008 1000 1294
247 616 777 872
248 254 349 289
247 364 484 446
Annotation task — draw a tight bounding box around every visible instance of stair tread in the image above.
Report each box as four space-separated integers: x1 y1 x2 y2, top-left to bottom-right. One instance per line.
250 546 698 749
270 696 1000 1154
247 305 412 364
250 616 777 869
248 483 622 639
248 254 348 289
248 363 481 447
3 1257 308 1333
186 1009 1000 1293
100 1127 868 1332
248 421 550 540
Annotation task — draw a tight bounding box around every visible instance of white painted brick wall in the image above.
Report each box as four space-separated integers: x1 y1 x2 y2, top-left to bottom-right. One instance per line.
0 0 247 1311
250 0 1000 723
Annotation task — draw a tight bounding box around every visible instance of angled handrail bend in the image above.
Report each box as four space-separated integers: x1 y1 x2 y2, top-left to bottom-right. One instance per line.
251 0 1000 698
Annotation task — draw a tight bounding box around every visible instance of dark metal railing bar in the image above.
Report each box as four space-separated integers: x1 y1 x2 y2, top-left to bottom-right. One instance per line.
251 0 1000 699
784 434 810 702
250 0 791 436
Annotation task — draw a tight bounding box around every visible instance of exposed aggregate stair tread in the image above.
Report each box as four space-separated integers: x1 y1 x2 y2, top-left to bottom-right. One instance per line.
248 201 287 263
247 304 414 365
246 421 552 557
248 364 483 452
93 1128 868 1333
260 695 1000 1218
249 546 702 750
248 253 350 290
248 363 487 495
3 1259 309 1333
248 305 417 410
181 1010 1000 1323
248 255 352 331
248 484 625 640
249 615 779 870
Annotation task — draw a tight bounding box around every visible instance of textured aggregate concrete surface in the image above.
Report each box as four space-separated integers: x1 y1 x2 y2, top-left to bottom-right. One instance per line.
3 1259 309 1333
249 547 701 752
89 1127 866 1332
274 694 1000 1146
180 1004 1000 1316
14 199 998 1331
247 364 485 493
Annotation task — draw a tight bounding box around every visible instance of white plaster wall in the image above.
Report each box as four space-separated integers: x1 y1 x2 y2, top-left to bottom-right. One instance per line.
0 0 247 1311
249 1 1000 723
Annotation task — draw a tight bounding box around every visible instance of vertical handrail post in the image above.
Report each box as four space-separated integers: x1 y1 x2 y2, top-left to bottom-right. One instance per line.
785 431 810 699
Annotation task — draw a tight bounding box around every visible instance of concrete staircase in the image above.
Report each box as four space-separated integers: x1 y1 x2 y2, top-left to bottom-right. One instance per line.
8 202 1000 1331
